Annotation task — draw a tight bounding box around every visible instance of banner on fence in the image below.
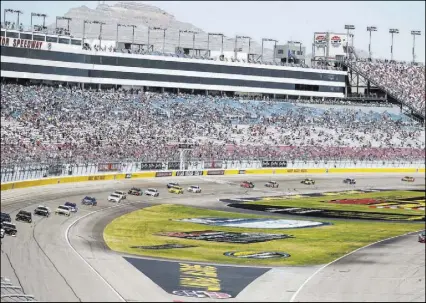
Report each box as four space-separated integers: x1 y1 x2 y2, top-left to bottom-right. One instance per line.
140 162 163 170
156 171 172 177
175 170 203 177
48 164 63 176
168 162 180 170
98 163 121 172
206 170 225 175
261 160 287 168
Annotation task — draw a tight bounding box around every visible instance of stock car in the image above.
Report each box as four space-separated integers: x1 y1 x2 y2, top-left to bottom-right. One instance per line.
0 228 4 238
240 181 255 188
301 178 315 185
1 212 11 223
15 210 32 223
108 193 123 203
419 231 425 243
128 187 143 196
167 182 180 189
145 188 160 197
169 186 184 194
34 206 50 217
55 205 71 216
64 202 78 212
113 190 127 199
82 196 97 206
1 222 17 236
401 176 415 182
343 178 356 184
187 185 202 193
265 181 279 188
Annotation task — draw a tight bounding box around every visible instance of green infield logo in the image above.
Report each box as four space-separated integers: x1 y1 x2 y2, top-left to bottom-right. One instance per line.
224 251 290 259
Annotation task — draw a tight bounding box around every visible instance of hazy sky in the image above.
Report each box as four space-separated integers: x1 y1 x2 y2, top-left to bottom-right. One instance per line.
1 1 424 62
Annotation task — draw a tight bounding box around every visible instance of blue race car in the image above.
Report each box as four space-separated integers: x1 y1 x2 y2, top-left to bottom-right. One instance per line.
81 196 97 206
64 201 78 212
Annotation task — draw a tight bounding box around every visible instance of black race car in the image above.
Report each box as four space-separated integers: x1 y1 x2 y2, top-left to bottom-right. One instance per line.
34 206 50 217
128 187 143 196
343 178 356 184
1 212 11 223
16 210 32 223
1 222 17 236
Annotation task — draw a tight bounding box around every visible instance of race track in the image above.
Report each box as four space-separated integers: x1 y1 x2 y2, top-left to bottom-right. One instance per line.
1 173 425 302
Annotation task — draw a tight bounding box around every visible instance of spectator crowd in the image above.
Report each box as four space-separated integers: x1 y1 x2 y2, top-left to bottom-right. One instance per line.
1 83 425 166
347 58 425 115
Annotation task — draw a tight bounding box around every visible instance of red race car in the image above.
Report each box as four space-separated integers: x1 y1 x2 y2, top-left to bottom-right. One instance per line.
240 181 255 188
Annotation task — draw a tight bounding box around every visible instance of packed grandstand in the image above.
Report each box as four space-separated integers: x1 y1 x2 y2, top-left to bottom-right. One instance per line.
0 2 425 171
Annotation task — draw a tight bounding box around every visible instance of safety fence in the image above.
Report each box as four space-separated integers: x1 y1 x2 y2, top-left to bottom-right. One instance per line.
1 166 425 192
1 159 424 183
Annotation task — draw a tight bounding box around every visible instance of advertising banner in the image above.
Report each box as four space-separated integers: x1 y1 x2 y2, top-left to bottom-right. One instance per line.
204 160 223 169
175 170 203 177
140 162 163 170
261 160 287 168
206 170 225 175
168 162 180 170
98 163 121 172
156 171 172 177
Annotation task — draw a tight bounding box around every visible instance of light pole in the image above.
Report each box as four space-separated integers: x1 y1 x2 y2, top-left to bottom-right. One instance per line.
344 24 355 57
410 30 421 63
4 9 23 30
389 28 399 61
235 35 250 60
366 26 377 59
83 20 103 45
207 33 224 57
148 27 166 53
178 30 198 53
56 16 72 34
31 12 47 32
261 38 277 62
15 10 23 29
117 23 137 45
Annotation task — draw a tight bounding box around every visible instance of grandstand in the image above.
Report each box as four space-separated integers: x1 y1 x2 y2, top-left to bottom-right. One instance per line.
0 2 425 173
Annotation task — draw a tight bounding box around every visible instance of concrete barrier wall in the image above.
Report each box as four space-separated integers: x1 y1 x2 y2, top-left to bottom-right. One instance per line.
1 167 424 192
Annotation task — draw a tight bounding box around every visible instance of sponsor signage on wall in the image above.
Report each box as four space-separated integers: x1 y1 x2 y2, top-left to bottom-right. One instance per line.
168 161 180 170
176 170 203 177
315 34 327 46
98 163 121 172
204 160 223 169
238 170 246 174
330 35 342 47
125 173 132 179
0 37 44 49
206 170 225 175
156 171 172 177
140 162 163 170
261 160 287 168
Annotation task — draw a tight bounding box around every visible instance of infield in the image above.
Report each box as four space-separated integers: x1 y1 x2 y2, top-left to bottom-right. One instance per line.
103 204 424 266
230 190 425 221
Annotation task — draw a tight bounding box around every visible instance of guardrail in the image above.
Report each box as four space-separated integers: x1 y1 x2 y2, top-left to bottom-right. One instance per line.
1 167 425 192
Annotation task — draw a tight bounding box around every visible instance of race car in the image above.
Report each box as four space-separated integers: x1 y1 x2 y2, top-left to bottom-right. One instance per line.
167 182 180 189
1 222 17 236
145 188 159 197
128 187 143 196
265 181 279 188
55 205 71 216
108 193 123 203
187 185 202 193
64 202 78 212
15 210 32 223
82 196 97 206
419 231 425 243
1 212 11 224
240 181 255 188
401 176 415 182
37 205 51 214
301 178 315 185
343 178 356 184
113 190 127 199
0 228 4 238
34 206 50 217
169 186 184 194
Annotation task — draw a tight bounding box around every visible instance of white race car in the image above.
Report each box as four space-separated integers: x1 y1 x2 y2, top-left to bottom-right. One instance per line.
108 193 123 203
187 185 202 193
145 188 159 197
55 205 71 216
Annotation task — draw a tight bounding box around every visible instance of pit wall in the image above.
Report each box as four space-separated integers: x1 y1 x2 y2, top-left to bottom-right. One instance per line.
1 167 424 191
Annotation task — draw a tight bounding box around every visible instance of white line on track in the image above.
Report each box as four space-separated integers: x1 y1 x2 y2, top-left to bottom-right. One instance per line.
289 229 425 302
64 202 135 302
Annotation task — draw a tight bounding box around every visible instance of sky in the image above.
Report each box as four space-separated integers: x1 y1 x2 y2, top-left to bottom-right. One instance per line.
1 0 425 62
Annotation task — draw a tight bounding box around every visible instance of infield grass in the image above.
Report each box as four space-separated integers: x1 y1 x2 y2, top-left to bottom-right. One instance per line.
103 203 424 266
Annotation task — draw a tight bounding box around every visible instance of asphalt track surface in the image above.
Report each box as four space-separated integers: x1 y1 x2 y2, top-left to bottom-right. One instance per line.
1 173 425 302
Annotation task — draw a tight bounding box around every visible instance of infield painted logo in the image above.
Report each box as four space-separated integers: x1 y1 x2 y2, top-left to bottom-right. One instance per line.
224 251 290 259
176 217 329 229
